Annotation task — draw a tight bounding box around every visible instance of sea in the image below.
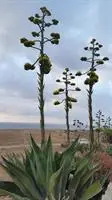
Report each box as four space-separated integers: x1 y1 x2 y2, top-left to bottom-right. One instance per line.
0 122 68 130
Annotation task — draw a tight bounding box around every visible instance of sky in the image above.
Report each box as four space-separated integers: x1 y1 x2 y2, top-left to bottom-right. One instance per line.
0 0 112 126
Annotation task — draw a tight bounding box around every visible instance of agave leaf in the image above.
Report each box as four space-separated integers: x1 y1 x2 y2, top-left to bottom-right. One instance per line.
60 154 75 199
68 157 101 199
80 181 102 200
80 164 100 188
23 150 43 193
0 189 30 200
30 135 41 154
46 136 54 187
45 135 53 156
0 181 24 197
49 165 63 200
53 152 62 171
6 153 25 170
49 151 74 200
61 137 79 164
33 155 46 189
30 136 47 188
75 157 89 174
68 159 89 199
1 158 43 199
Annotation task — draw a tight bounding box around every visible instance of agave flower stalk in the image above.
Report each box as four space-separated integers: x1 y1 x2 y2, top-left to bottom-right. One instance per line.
53 68 81 144
76 39 109 149
20 7 60 143
104 116 112 128
93 110 105 143
73 119 84 131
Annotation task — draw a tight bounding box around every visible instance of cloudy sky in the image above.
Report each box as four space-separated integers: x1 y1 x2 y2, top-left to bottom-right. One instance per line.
0 0 112 126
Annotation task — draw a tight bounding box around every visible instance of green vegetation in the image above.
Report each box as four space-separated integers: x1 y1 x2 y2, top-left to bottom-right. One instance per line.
103 128 112 143
106 145 112 156
20 7 60 143
53 68 81 144
0 136 108 200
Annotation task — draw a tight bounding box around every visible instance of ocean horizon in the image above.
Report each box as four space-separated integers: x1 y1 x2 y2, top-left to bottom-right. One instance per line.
0 122 69 130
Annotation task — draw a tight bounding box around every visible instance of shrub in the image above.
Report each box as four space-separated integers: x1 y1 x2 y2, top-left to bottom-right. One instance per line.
103 128 112 137
94 152 112 178
106 146 112 156
103 128 112 143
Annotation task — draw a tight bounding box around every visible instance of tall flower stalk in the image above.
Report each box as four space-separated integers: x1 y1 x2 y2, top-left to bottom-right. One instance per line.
76 39 109 148
53 68 81 144
94 110 105 143
20 7 60 143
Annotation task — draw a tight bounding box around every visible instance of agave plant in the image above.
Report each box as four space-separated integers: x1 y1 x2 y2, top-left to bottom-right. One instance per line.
0 136 108 200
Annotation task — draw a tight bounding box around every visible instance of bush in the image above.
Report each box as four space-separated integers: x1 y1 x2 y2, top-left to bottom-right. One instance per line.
94 152 112 177
103 128 112 136
106 146 112 156
103 128 112 143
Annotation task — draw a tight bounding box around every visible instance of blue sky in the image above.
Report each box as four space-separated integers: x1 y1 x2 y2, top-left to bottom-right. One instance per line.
0 0 112 125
